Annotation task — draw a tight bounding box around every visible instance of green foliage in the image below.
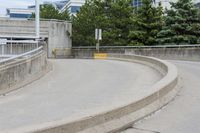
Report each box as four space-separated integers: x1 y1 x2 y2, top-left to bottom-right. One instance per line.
38 0 200 46
32 4 70 21
72 0 133 46
129 0 164 46
157 0 200 44
103 0 133 46
72 0 106 46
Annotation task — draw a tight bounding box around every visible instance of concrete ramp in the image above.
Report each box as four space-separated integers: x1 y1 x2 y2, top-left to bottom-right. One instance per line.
0 59 162 133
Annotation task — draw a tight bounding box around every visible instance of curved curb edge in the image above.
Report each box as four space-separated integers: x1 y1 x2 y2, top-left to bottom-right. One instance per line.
26 54 179 133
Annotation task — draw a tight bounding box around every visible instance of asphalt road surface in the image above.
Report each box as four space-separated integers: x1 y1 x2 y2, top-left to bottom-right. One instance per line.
121 60 200 133
0 59 162 133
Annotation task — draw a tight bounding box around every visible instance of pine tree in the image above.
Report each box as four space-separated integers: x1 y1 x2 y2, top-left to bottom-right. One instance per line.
157 0 200 45
32 4 70 21
59 10 70 21
103 0 133 46
72 0 106 46
72 0 133 46
129 0 163 46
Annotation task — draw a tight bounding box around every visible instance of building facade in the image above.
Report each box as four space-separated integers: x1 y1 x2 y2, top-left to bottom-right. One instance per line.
43 0 68 10
6 8 34 19
133 0 200 9
133 0 171 8
6 0 68 19
154 0 171 9
60 0 85 16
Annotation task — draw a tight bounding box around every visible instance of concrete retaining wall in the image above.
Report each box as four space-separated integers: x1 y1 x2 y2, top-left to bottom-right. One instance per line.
72 47 200 61
125 48 200 61
0 19 72 58
29 54 179 133
0 51 50 95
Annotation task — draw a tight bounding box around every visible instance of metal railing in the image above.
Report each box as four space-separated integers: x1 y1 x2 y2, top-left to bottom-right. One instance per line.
0 35 37 39
0 38 45 63
0 39 42 57
0 46 43 65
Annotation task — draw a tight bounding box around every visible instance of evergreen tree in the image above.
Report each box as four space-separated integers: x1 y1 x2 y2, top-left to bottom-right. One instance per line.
157 0 200 45
103 0 133 46
72 0 106 46
72 0 133 46
129 0 163 46
59 9 71 21
32 4 70 21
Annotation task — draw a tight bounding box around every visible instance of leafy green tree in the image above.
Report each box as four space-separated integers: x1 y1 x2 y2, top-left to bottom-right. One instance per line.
157 0 200 45
32 4 70 21
129 0 164 46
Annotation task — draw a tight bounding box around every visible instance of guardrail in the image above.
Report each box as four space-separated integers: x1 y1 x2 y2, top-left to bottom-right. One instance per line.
0 35 38 39
0 39 50 95
0 46 43 65
0 38 47 59
0 39 41 56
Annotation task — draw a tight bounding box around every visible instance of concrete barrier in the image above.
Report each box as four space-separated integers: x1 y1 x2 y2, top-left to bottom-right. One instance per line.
72 47 200 61
125 48 200 61
0 51 51 95
26 54 179 133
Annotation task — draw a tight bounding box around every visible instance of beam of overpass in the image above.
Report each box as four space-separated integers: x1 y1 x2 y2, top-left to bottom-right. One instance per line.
0 19 72 58
0 59 162 133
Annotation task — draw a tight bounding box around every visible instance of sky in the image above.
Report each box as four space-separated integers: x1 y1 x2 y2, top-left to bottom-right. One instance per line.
0 0 58 15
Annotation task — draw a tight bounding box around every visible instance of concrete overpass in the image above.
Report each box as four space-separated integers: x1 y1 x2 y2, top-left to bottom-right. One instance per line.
0 19 72 57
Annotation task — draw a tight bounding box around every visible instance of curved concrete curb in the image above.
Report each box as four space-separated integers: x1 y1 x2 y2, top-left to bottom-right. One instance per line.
23 54 179 133
0 51 51 95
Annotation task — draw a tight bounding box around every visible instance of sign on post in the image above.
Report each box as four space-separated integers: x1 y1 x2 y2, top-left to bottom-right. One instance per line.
95 29 102 52
98 29 102 40
94 29 107 59
95 29 102 41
